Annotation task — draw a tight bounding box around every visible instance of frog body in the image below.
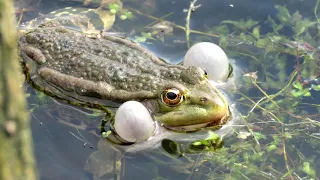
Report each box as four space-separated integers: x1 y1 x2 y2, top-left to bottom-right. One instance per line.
19 14 231 135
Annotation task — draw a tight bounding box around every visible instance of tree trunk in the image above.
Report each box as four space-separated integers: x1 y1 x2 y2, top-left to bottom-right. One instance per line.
0 0 37 179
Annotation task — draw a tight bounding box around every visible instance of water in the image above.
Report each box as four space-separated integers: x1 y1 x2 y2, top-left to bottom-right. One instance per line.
15 0 320 179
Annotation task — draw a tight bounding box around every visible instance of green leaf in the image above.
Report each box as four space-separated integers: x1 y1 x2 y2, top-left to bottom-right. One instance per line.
256 37 271 47
200 139 210 146
291 90 302 97
292 101 299 107
110 9 117 14
141 32 152 38
239 33 255 43
109 3 120 11
311 84 320 91
283 132 292 139
291 11 302 24
219 36 229 48
300 19 316 28
222 19 258 31
126 11 133 19
293 19 316 37
134 36 147 42
120 15 127 20
266 15 283 32
252 132 266 140
161 139 182 157
205 131 221 141
292 81 303 90
102 131 111 138
214 25 229 35
237 131 251 139
303 91 311 97
266 144 277 152
275 5 291 23
252 26 260 39
244 19 259 30
192 141 202 146
302 162 316 177
293 24 306 36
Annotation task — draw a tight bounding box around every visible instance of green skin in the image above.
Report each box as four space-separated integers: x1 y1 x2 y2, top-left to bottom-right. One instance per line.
18 18 230 131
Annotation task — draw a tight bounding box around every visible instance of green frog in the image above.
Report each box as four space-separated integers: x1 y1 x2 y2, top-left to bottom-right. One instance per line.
18 14 232 143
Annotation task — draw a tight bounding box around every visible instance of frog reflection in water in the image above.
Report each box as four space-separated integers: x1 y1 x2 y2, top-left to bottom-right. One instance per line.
19 18 231 146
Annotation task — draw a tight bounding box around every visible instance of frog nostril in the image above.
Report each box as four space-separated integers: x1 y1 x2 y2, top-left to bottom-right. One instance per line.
200 97 207 102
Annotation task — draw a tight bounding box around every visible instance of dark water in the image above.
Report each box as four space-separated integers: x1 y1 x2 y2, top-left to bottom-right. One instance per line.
16 0 320 179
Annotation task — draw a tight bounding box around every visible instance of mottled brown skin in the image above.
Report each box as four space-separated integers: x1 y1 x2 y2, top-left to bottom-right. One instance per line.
19 21 230 129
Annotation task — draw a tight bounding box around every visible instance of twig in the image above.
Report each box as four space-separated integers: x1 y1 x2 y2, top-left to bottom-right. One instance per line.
131 12 174 38
186 0 198 48
250 71 320 124
76 128 90 145
128 7 219 39
298 102 320 107
281 139 294 180
293 172 303 180
236 52 260 63
237 91 283 123
233 163 275 179
69 131 87 144
69 128 93 148
249 97 266 113
16 8 27 27
252 81 281 109
240 116 261 147
31 113 53 137
145 12 174 28
259 70 297 106
189 29 219 37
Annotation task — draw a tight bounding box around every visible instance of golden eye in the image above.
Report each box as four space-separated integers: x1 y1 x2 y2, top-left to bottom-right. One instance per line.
161 88 184 106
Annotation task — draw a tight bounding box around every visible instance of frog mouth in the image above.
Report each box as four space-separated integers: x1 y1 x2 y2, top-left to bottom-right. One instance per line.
162 108 231 132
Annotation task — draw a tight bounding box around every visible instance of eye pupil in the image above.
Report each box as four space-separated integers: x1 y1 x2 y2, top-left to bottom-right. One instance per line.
204 70 208 76
166 92 177 100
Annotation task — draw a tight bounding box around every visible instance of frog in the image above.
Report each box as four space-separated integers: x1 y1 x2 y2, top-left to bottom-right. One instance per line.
18 12 233 147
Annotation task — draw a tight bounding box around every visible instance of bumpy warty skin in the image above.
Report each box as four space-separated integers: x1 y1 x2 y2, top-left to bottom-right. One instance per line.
19 25 194 95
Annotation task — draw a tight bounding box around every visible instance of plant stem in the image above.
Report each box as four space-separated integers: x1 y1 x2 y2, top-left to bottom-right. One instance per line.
314 0 320 22
258 70 297 107
281 138 294 180
185 0 197 48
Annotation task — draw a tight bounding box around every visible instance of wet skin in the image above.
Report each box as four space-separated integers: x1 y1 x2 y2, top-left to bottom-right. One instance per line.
19 20 230 131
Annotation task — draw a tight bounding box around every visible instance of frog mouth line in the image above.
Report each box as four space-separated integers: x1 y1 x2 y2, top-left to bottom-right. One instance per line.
162 108 232 132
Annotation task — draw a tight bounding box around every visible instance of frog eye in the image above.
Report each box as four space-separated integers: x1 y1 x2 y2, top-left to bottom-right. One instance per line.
161 88 184 106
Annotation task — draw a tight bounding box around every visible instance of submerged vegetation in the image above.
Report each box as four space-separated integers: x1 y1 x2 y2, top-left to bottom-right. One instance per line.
164 1 319 179
16 0 319 179
166 1 320 179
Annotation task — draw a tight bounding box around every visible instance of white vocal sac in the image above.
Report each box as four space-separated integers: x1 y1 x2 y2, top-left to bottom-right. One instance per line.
114 101 156 143
184 42 229 82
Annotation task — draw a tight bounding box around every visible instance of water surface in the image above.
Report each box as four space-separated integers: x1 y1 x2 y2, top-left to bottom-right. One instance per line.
15 0 320 179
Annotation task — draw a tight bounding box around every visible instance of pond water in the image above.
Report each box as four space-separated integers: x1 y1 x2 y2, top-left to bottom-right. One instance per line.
15 0 320 179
